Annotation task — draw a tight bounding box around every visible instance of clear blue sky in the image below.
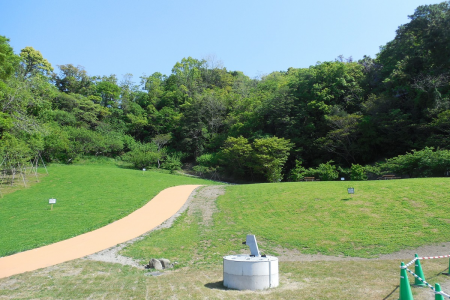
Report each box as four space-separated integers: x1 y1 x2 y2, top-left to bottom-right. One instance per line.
0 0 443 83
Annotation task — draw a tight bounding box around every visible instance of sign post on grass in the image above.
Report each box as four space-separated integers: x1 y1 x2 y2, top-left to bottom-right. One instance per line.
347 187 354 195
142 168 146 175
49 198 56 210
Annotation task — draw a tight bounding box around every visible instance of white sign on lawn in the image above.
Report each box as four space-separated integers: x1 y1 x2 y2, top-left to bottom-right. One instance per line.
49 198 56 204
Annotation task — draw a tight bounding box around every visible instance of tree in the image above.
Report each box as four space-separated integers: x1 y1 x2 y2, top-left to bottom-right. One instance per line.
53 64 94 95
19 46 53 77
52 92 108 127
152 133 171 168
0 36 20 81
318 114 363 164
95 80 121 107
378 2 450 77
219 136 252 177
197 91 227 135
171 57 204 98
142 72 166 106
251 136 292 182
375 2 450 119
430 110 450 134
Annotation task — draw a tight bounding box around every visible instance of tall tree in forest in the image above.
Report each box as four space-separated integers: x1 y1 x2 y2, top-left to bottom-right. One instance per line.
0 36 20 81
19 46 53 77
171 57 204 98
251 136 292 182
53 64 94 95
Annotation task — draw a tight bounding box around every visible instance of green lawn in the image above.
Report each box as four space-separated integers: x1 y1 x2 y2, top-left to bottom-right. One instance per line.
122 178 450 265
2 177 450 299
0 164 217 257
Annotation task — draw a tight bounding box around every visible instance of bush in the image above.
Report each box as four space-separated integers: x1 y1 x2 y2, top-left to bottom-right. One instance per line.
312 161 339 181
196 153 218 167
162 153 183 173
289 160 307 181
379 147 450 178
337 166 350 180
193 153 219 177
121 142 160 169
350 164 367 181
290 160 339 181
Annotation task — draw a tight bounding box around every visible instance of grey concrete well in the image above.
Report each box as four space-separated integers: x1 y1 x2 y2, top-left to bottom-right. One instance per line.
223 254 279 290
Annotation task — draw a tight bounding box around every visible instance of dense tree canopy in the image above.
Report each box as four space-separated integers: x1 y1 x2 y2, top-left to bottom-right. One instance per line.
1 1 450 182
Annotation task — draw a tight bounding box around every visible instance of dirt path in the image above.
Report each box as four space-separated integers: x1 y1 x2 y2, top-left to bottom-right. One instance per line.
85 185 225 267
0 185 201 279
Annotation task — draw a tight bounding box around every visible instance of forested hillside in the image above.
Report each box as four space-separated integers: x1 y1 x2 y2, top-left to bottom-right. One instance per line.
1 2 450 182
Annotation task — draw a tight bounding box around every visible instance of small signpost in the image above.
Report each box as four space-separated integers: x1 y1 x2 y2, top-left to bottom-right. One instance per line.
341 177 345 181
347 187 355 194
49 198 56 210
142 168 146 175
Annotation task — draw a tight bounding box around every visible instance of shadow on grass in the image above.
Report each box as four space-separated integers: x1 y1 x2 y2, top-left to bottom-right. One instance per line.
382 285 398 300
429 267 449 279
204 281 227 290
341 198 351 201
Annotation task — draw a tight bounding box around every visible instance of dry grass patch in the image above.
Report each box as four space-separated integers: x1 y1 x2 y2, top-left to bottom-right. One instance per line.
0 259 449 299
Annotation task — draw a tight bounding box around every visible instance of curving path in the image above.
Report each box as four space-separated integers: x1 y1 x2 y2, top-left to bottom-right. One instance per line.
0 185 201 279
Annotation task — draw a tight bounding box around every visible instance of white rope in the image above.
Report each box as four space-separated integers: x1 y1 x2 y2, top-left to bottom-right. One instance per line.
403 266 450 298
419 254 450 260
404 258 417 268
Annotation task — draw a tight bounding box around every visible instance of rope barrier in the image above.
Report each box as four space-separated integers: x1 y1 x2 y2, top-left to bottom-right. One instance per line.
404 258 417 268
400 255 450 299
418 254 450 260
402 266 434 289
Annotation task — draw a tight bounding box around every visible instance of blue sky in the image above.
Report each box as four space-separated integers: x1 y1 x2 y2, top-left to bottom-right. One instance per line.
0 0 443 83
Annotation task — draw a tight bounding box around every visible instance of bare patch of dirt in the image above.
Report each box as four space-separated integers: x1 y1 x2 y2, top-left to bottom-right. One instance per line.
85 185 225 267
187 185 225 226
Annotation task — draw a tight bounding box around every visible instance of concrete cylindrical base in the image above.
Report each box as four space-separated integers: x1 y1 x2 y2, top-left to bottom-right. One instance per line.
223 254 279 290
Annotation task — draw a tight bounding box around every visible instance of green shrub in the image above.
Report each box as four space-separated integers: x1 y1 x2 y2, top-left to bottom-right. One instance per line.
337 166 350 180
290 160 339 181
312 161 339 181
350 164 367 181
364 165 381 178
193 153 219 177
379 147 450 178
196 153 218 167
162 153 183 173
121 142 160 169
289 160 307 181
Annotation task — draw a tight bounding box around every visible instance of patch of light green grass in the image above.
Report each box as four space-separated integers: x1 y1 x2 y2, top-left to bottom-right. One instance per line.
216 179 450 257
123 179 450 264
0 164 218 257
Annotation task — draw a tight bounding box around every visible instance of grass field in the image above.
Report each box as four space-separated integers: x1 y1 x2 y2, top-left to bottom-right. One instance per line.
2 171 450 299
0 258 448 299
122 179 450 266
0 163 217 257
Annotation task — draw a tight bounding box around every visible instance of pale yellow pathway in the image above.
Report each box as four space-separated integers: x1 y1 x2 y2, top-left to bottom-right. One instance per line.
0 185 201 279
